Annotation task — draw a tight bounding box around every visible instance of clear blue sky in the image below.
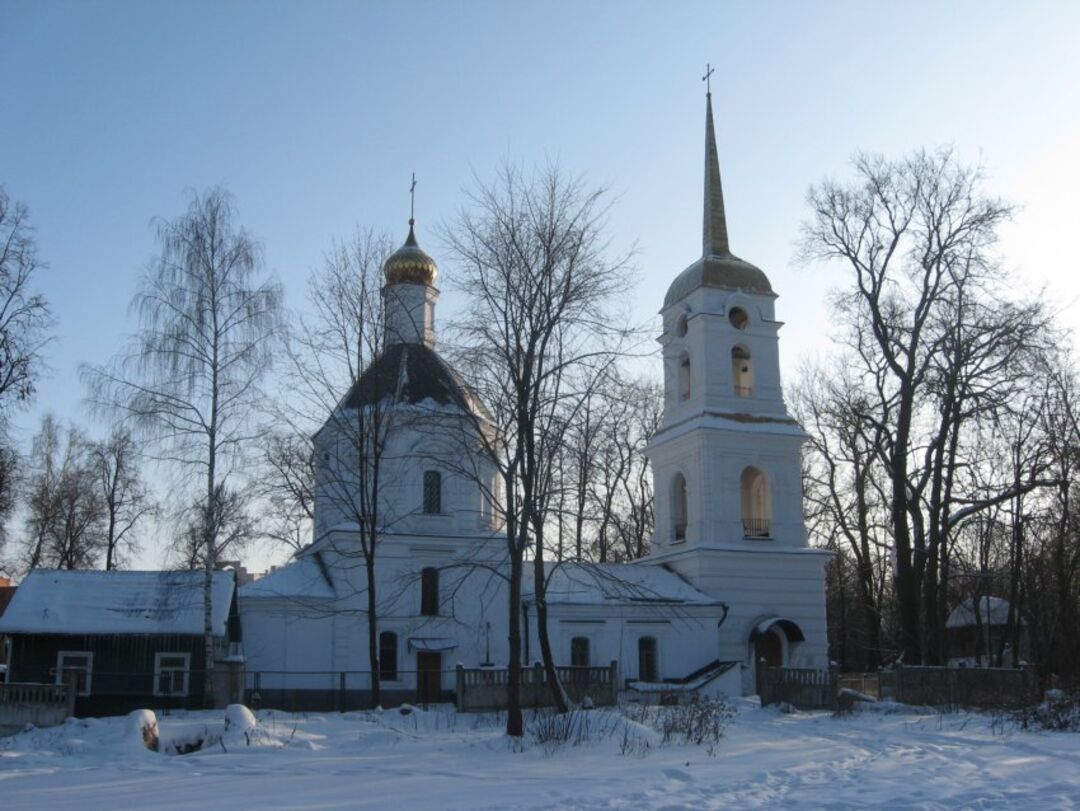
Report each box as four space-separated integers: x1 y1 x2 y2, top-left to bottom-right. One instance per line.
3 0 1079 567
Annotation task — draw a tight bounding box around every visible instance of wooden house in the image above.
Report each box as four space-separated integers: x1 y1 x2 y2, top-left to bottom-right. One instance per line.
0 569 241 715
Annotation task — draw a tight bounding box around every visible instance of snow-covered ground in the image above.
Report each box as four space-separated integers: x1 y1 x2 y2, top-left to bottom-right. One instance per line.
2 700 1079 809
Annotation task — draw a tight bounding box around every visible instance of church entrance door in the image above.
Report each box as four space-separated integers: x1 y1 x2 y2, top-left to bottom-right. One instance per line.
754 629 783 669
753 629 784 699
416 651 442 705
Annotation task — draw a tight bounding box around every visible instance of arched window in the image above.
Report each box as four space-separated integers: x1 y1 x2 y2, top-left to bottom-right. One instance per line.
421 567 439 615
678 352 691 401
423 470 442 514
379 631 398 681
740 466 771 538
732 346 753 396
672 473 688 542
638 636 658 682
570 636 590 667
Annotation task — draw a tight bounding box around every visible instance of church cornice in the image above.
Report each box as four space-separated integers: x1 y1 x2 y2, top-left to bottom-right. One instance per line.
648 409 808 449
644 545 833 565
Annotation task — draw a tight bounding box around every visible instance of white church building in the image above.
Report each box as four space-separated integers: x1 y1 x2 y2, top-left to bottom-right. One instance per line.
239 90 830 707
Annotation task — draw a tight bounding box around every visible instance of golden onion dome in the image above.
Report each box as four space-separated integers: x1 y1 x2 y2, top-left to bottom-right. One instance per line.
383 219 438 286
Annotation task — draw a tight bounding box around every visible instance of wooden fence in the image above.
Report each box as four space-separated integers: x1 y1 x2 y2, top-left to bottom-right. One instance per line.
0 681 75 732
456 662 618 712
837 671 882 699
759 666 837 710
885 665 1036 708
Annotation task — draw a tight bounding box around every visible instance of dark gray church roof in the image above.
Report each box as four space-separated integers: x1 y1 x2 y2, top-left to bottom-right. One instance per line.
341 342 488 419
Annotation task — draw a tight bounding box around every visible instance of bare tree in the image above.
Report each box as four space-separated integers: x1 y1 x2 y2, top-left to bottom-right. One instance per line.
801 150 1062 665
0 187 52 414
257 429 315 555
172 484 257 571
446 163 632 734
83 188 282 703
556 371 660 563
0 439 18 565
278 228 396 707
793 362 892 669
20 414 105 571
0 187 53 547
801 149 1047 663
90 427 155 570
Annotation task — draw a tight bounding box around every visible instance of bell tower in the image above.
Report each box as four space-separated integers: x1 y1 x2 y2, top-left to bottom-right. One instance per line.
648 87 806 555
642 81 829 682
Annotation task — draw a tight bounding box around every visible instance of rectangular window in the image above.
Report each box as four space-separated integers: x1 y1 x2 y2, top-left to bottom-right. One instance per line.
570 636 590 668
421 567 439 616
55 651 93 696
379 632 398 681
423 470 442 514
154 652 191 697
638 637 659 682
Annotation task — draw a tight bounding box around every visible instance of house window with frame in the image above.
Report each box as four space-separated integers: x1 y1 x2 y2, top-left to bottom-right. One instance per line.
379 631 399 681
55 651 93 696
421 567 440 616
153 652 191 697
638 636 659 682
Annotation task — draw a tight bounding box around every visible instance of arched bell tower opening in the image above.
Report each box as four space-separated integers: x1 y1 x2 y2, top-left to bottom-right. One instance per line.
740 466 771 538
732 345 753 396
678 352 691 401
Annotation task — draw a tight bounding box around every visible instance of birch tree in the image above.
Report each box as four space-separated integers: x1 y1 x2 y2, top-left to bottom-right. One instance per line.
84 188 282 704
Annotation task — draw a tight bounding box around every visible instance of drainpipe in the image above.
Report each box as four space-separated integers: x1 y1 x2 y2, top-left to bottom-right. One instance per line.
717 603 730 665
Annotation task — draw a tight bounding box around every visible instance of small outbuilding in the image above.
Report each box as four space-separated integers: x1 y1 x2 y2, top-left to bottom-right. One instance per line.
0 569 241 715
946 596 1028 668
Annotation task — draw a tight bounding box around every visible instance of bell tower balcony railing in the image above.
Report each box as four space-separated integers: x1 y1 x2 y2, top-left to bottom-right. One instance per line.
742 518 771 538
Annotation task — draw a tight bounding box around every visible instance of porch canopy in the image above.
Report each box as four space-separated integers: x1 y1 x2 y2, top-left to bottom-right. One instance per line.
749 616 805 643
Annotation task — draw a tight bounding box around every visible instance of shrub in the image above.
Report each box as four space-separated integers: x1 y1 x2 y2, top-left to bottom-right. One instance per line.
529 706 612 750
658 696 734 748
1015 690 1080 732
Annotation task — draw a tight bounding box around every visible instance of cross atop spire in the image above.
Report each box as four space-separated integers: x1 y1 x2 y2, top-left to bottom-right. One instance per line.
702 63 714 95
702 79 730 257
409 172 417 226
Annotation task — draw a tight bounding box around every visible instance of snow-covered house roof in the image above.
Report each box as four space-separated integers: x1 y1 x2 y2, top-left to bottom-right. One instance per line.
0 569 236 636
527 562 721 606
946 596 1021 628
239 554 336 600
